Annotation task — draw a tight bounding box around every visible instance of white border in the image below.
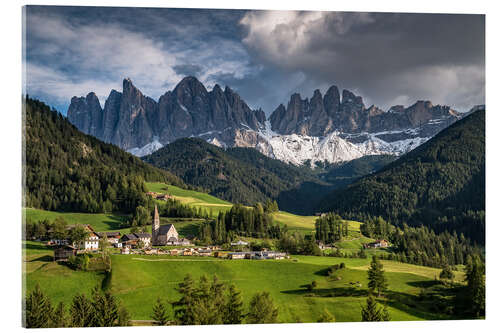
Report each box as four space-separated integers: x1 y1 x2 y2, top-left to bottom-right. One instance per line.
1 1 498 332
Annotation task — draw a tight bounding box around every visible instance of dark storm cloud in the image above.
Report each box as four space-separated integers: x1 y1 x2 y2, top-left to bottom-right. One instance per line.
240 11 485 111
24 6 484 115
172 64 204 78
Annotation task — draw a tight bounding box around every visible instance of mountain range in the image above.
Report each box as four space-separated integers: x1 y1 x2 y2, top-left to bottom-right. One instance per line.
67 77 470 167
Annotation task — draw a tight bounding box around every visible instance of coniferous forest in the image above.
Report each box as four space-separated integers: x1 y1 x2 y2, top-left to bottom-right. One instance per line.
24 97 184 214
319 110 485 244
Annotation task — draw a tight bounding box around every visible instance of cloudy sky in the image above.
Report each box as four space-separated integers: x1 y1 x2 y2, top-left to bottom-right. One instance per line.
24 6 485 115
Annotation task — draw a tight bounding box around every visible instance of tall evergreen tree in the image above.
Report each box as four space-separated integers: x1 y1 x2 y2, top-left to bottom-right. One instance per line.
361 294 383 321
247 291 279 324
70 294 94 327
51 302 68 327
24 284 53 328
465 256 485 317
367 256 388 296
151 297 169 325
224 284 244 324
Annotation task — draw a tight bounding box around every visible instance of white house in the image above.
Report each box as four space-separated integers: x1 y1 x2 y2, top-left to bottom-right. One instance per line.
230 240 248 246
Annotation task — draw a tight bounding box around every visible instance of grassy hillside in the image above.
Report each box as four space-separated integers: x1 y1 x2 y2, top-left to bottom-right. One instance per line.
24 241 465 323
319 109 485 243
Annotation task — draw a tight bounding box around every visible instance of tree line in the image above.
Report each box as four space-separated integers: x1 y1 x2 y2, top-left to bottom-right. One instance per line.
152 274 279 325
315 213 349 244
24 284 130 328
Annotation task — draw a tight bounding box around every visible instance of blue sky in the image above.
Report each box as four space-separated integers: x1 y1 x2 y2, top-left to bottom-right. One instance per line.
24 6 485 115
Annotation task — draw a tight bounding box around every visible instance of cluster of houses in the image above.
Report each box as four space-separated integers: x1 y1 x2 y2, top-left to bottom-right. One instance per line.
51 205 290 262
224 251 288 260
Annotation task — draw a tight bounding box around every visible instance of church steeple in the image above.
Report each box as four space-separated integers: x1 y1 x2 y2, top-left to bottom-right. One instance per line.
152 204 160 245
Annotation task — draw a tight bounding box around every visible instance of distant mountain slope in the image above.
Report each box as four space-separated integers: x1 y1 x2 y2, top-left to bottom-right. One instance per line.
321 155 397 183
24 97 184 214
142 138 334 214
318 108 485 243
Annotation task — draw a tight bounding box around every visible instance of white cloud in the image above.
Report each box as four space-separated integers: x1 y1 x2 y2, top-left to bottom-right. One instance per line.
25 12 252 109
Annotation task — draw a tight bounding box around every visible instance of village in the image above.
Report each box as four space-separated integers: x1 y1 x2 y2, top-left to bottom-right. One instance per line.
51 205 289 262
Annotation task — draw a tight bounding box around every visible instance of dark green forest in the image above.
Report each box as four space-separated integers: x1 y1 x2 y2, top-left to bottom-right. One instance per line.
142 138 335 214
318 110 485 244
24 97 184 214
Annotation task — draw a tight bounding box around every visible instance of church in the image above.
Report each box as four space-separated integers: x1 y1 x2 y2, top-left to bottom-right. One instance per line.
151 205 179 246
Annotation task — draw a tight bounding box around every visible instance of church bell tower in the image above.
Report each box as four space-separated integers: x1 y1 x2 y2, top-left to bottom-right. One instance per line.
152 204 160 245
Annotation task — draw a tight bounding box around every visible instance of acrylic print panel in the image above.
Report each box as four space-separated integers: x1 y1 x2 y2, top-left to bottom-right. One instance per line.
22 4 485 328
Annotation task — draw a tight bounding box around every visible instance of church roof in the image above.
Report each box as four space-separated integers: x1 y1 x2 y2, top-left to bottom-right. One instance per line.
158 224 175 235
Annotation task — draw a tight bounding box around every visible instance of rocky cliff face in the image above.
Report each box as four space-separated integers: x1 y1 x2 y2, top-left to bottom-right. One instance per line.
67 76 265 151
269 86 460 137
67 76 466 167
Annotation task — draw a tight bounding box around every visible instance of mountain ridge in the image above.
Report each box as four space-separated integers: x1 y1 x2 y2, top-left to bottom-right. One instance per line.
67 76 470 167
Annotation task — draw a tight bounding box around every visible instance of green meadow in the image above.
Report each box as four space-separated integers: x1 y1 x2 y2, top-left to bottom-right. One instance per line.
24 240 464 323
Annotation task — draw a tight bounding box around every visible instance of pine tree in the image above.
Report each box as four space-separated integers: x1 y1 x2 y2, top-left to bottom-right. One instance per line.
117 306 131 326
361 294 382 321
317 309 335 322
382 304 391 321
70 294 94 327
171 274 196 324
51 302 68 327
152 297 169 325
225 284 244 324
91 286 119 326
367 255 388 296
247 291 279 324
465 256 485 317
24 284 53 328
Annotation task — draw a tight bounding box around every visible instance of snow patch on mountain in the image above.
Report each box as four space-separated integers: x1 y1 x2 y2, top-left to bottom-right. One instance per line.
127 138 164 157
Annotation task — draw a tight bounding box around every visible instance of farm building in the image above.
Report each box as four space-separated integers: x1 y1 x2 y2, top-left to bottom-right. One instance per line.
364 239 389 249
230 240 248 246
53 245 77 261
228 252 246 259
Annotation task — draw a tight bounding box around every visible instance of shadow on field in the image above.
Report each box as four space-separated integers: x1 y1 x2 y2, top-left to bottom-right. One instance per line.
101 214 128 230
29 255 53 262
406 280 442 288
281 287 369 298
24 243 49 251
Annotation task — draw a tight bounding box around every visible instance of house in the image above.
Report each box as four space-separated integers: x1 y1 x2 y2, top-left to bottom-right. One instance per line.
230 240 248 247
156 194 173 201
68 224 99 251
121 233 139 247
364 239 389 249
151 205 180 246
214 251 227 258
54 245 77 261
183 248 198 256
121 246 130 255
97 232 121 245
134 233 152 248
50 224 99 251
113 242 123 248
228 252 246 260
121 233 151 248
198 249 212 256
317 241 333 250
169 249 181 256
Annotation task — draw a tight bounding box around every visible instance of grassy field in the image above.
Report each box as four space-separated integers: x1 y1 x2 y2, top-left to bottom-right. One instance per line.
24 208 129 232
24 240 466 323
23 241 106 305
